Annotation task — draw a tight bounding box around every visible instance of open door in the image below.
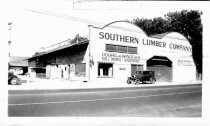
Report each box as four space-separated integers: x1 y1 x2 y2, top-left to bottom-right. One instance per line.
147 56 172 82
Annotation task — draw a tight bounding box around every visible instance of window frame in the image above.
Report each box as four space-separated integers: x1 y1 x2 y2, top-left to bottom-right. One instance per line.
127 46 138 54
105 44 137 54
106 44 117 52
97 62 114 78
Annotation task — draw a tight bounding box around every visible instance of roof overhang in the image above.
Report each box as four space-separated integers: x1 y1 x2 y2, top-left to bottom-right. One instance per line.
27 39 89 60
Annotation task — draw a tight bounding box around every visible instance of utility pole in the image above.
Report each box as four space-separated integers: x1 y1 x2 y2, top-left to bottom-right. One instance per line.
8 22 12 57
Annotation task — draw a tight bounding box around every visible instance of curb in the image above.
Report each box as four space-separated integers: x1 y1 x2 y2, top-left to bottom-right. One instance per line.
8 79 202 91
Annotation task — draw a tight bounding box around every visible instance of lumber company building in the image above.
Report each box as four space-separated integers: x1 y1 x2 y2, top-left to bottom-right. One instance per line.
28 21 196 84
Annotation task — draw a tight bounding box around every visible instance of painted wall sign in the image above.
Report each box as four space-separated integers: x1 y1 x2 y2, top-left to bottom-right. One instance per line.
177 59 193 66
97 31 192 52
102 52 140 63
169 43 192 52
142 39 167 48
142 39 192 52
119 67 126 70
99 32 139 44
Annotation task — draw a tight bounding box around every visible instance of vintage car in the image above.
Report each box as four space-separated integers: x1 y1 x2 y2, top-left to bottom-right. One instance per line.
8 71 21 85
127 71 156 84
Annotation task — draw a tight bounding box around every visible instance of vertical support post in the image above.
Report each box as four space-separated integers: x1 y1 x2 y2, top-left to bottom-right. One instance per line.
8 22 12 58
88 25 92 83
27 67 31 84
27 73 29 84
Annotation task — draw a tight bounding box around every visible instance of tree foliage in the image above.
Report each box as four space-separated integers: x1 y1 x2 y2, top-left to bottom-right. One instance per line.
132 10 202 75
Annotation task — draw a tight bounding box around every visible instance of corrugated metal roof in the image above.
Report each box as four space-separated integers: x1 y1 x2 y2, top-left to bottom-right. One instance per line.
28 39 89 60
9 56 29 67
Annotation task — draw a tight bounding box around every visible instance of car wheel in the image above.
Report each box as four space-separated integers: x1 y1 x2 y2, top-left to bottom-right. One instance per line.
10 78 19 85
127 80 132 84
150 78 155 84
135 79 140 85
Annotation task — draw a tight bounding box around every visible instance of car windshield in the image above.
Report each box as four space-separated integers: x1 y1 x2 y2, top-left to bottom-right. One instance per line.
136 71 142 74
143 71 150 74
9 72 14 76
135 71 154 74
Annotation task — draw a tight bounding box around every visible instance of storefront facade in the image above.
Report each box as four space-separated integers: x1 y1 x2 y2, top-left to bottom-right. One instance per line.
28 21 196 84
28 39 89 81
88 21 196 84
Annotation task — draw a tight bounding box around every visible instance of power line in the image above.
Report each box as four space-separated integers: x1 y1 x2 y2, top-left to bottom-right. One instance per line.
24 9 146 34
25 9 198 43
24 9 193 47
24 9 197 59
72 0 143 10
25 9 105 26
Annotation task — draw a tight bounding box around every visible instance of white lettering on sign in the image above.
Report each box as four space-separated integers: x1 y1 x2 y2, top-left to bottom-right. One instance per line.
99 32 139 44
177 59 193 66
102 52 140 63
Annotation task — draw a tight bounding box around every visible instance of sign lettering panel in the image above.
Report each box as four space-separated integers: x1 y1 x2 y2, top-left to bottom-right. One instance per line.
102 52 140 63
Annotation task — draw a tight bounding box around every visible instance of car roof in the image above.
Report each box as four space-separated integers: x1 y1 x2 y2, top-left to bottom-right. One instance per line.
136 70 154 72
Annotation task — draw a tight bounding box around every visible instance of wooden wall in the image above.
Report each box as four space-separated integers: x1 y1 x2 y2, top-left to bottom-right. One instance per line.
28 43 88 68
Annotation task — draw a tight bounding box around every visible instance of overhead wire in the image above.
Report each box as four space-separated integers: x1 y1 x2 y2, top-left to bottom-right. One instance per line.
24 9 146 34
24 9 195 58
24 9 195 40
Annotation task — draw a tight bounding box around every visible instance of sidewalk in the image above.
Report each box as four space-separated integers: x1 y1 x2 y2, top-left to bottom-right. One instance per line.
8 76 202 90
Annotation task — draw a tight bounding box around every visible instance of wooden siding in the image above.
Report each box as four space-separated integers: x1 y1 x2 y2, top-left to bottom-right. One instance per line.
28 43 88 69
56 51 86 64
54 43 88 64
28 60 36 67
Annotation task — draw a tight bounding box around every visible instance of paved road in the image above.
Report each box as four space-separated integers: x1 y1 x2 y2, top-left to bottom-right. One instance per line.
8 84 202 117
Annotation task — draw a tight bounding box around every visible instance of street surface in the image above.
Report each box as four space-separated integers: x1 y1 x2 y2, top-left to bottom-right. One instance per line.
8 83 202 117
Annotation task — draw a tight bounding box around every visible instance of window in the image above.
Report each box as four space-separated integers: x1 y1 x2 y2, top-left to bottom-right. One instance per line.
98 63 113 77
75 63 86 77
117 45 127 53
128 46 137 54
106 44 117 52
106 44 137 54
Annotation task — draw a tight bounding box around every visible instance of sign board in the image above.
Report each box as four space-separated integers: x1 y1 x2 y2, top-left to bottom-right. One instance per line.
177 59 193 66
102 52 140 63
98 31 192 53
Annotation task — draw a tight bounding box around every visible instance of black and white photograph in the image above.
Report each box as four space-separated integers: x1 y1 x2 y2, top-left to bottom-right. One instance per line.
2 0 210 125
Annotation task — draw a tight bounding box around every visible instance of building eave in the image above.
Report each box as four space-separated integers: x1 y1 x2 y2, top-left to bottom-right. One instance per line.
27 39 89 60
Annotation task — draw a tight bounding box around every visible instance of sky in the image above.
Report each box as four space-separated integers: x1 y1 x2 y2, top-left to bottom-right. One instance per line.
6 0 207 57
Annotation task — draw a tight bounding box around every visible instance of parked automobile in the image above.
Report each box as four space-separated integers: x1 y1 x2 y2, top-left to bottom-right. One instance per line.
8 71 21 85
127 71 156 84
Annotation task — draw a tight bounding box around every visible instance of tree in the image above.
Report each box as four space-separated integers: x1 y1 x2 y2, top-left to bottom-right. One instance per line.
165 10 202 75
132 10 202 76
